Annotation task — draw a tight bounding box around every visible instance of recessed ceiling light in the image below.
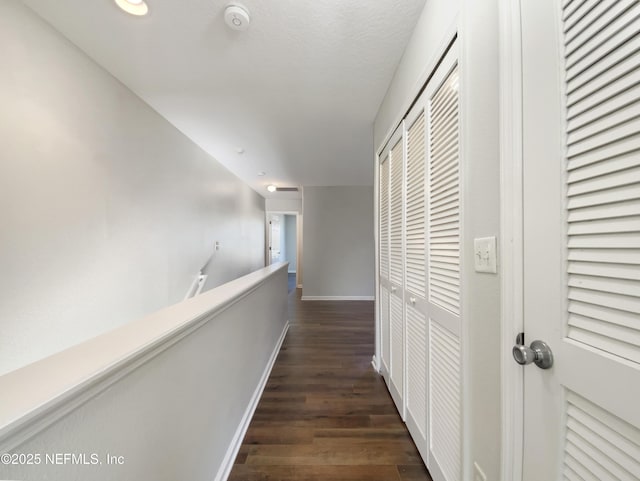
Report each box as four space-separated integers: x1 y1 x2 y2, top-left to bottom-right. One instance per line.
236 147 245 154
257 172 266 177
267 185 277 193
115 0 149 16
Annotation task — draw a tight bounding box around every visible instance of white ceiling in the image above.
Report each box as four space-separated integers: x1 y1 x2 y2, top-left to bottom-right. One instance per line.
21 0 426 199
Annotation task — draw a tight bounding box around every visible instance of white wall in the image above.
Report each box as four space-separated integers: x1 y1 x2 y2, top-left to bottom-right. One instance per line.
278 215 287 264
265 198 302 213
374 0 459 150
302 186 374 299
460 0 502 479
284 215 297 273
0 0 265 377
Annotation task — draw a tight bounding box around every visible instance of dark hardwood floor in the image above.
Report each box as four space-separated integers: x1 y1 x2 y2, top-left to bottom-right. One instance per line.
228 289 433 481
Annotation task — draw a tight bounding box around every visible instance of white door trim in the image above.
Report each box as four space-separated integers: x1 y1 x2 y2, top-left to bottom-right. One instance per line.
266 211 301 287
374 150 381 372
498 0 524 479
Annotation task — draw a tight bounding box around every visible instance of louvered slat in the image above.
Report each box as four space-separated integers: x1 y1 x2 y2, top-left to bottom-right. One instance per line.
429 67 461 316
565 453 602 481
390 294 404 393
406 112 426 298
563 391 640 480
430 319 461 481
390 139 404 287
381 286 390 370
562 1 640 364
406 304 427 437
563 0 593 27
565 0 633 50
380 156 390 279
565 2 640 73
567 46 640 114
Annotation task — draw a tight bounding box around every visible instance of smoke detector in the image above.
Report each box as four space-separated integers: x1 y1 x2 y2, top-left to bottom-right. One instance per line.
224 4 251 31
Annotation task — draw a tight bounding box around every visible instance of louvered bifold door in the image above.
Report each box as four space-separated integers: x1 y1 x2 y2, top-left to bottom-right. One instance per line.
563 0 640 363
559 2 640 478
379 154 391 379
388 128 406 416
518 2 640 479
404 106 429 461
426 48 462 481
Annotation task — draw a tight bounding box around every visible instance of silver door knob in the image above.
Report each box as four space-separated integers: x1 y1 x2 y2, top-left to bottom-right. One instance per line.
512 340 553 369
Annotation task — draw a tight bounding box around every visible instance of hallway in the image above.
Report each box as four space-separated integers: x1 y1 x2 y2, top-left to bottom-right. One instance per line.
228 290 432 481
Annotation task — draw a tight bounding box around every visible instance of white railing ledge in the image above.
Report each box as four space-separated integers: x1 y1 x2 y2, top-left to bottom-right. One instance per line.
0 261 288 451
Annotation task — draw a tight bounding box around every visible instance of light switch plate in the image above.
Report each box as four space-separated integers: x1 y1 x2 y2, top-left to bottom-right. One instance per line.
474 236 497 273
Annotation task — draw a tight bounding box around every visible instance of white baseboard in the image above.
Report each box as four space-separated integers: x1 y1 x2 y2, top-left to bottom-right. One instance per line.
214 320 290 481
301 295 375 301
380 363 389 382
371 355 380 373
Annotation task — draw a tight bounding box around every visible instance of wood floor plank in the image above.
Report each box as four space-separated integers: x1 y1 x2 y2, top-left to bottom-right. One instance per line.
313 428 415 443
228 289 433 480
244 443 422 466
397 464 435 481
243 426 314 445
229 464 402 481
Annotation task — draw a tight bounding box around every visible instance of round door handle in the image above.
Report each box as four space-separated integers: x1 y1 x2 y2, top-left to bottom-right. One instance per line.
391 286 397 293
409 297 416 305
512 345 536 365
512 340 553 369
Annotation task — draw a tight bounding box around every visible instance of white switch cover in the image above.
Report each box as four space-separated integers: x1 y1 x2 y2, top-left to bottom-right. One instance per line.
474 236 497 273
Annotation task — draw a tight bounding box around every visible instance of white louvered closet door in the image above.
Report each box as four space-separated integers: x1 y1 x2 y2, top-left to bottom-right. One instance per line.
521 1 640 480
379 154 391 380
426 48 462 481
404 100 429 461
388 128 406 415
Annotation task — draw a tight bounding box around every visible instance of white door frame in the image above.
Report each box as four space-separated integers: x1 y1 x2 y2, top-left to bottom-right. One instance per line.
266 210 302 288
498 0 524 479
374 151 382 371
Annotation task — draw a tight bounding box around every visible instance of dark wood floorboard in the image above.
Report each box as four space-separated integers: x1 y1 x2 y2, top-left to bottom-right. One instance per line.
228 289 433 481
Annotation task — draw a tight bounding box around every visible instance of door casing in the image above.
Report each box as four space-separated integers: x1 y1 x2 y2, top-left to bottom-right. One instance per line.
265 210 301 288
498 0 525 479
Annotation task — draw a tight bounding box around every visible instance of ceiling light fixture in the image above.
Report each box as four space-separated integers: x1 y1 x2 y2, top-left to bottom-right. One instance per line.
257 172 266 177
236 147 245 154
224 4 251 31
115 0 149 16
267 185 277 193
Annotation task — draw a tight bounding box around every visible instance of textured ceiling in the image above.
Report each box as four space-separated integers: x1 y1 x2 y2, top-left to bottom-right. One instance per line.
21 0 426 198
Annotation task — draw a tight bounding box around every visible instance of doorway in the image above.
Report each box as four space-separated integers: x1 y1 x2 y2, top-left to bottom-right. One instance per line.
267 211 301 292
